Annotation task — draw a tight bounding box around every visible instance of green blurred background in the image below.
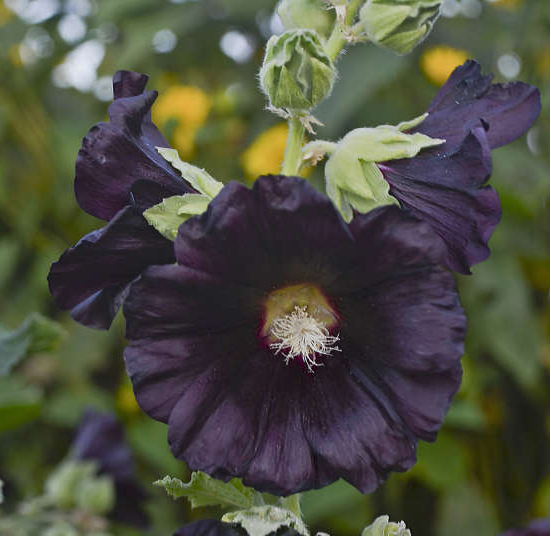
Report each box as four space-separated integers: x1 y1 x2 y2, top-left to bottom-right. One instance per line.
0 0 548 534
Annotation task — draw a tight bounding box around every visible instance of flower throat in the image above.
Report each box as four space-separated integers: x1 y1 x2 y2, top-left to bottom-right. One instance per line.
262 283 340 372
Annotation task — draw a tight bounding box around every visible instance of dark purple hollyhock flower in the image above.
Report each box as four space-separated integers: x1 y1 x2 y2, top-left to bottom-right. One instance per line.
72 409 148 528
174 519 301 536
123 175 466 496
377 60 541 274
502 518 550 536
48 71 194 329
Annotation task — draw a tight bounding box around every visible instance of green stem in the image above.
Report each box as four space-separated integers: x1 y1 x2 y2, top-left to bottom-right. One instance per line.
281 116 306 176
325 0 365 62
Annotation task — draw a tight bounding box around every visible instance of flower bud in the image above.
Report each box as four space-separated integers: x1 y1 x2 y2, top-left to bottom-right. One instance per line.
359 0 443 55
45 461 97 510
277 0 335 39
259 29 336 113
362 515 411 536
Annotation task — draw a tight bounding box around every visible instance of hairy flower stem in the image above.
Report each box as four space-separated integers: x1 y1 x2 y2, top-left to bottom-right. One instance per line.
325 0 364 62
281 116 306 176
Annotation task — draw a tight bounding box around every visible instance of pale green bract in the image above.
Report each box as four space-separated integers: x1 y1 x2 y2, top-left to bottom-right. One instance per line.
359 0 443 55
362 515 411 536
154 472 261 510
324 113 444 222
143 194 211 241
156 147 223 199
222 505 309 536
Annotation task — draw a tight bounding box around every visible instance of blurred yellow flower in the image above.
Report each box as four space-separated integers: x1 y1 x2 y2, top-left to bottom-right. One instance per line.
241 123 289 181
420 45 470 86
0 1 13 26
116 380 141 416
489 0 524 10
153 85 211 159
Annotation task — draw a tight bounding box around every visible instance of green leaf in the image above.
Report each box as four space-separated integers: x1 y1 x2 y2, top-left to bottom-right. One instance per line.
222 505 309 536
0 375 42 434
143 194 211 241
0 313 66 376
154 472 258 510
362 515 411 536
156 147 223 199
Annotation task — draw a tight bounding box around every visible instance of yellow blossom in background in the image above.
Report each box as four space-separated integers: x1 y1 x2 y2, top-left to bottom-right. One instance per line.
241 123 289 181
153 85 211 159
116 379 141 417
489 0 524 10
0 1 13 25
420 45 470 86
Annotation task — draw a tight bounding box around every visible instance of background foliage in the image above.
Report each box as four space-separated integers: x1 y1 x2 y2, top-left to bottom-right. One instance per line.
0 0 548 534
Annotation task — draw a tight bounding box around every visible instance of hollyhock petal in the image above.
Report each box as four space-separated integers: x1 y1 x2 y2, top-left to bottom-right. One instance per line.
130 178 184 213
340 270 465 375
175 176 355 289
382 168 501 273
75 71 192 221
422 60 541 149
503 519 550 536
300 361 416 494
48 206 175 329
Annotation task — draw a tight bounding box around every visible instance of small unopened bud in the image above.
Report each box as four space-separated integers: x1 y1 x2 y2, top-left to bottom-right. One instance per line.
45 461 97 510
277 0 335 39
362 515 411 536
359 0 443 55
259 29 336 114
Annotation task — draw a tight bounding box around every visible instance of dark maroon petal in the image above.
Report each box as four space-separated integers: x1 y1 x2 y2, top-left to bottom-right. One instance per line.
130 179 184 213
73 410 135 481
75 71 192 221
48 206 175 329
381 120 492 190
73 410 148 528
175 176 355 290
422 60 541 149
382 168 501 273
300 360 417 494
175 520 247 536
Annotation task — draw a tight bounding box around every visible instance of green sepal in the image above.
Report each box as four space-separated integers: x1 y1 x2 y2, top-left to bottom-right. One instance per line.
156 147 223 199
360 0 443 55
154 472 261 510
222 505 309 536
323 117 443 221
362 515 411 536
259 29 336 113
143 194 210 241
0 313 66 376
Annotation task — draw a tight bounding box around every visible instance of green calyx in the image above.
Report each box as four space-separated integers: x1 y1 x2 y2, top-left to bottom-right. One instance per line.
277 0 336 39
259 29 336 114
144 147 224 240
359 0 443 55
323 113 445 221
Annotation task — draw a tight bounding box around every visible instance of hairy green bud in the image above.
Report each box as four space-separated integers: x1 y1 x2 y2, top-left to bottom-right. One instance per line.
277 0 335 39
259 29 336 113
45 461 98 510
359 0 443 55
